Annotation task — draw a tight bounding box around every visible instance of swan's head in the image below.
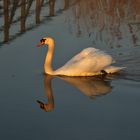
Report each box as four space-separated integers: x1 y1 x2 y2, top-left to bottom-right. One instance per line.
37 100 54 112
37 37 54 47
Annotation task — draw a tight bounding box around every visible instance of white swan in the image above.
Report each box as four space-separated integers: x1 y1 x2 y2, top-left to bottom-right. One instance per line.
37 37 124 76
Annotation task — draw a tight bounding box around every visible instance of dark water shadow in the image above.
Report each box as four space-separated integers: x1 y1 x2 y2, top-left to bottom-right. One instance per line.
37 74 113 112
0 0 77 46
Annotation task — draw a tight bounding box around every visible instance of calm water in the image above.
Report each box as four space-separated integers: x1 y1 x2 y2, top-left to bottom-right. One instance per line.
0 0 140 140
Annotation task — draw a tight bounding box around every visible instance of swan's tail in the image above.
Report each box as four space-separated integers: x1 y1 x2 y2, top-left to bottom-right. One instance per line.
104 66 126 74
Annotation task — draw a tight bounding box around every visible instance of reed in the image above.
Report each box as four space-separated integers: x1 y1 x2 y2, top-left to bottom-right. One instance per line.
1 0 140 46
1 0 57 45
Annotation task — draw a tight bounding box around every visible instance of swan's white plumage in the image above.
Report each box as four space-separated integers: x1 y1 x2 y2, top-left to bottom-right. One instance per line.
38 37 124 76
54 47 121 76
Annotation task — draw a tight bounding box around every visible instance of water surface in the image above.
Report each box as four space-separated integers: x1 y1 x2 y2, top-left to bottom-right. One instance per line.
0 0 140 140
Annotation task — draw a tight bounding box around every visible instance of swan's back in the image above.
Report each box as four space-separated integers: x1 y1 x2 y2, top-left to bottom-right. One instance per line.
54 47 114 76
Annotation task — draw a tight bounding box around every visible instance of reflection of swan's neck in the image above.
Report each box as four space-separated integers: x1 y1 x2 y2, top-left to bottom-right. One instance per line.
44 41 54 74
37 75 54 112
44 75 54 111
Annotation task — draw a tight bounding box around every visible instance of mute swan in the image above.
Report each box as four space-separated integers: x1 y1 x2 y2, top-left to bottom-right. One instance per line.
37 37 124 76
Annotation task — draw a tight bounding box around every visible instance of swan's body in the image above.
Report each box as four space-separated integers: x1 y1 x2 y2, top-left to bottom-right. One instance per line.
38 37 124 76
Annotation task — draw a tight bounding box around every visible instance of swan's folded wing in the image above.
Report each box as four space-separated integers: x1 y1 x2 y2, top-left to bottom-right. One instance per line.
64 47 98 65
55 47 113 76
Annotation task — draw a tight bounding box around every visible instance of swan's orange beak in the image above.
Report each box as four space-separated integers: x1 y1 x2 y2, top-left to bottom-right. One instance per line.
37 42 43 47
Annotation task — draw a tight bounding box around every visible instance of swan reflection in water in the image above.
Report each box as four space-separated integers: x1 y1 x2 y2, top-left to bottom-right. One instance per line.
37 75 54 112
37 75 113 112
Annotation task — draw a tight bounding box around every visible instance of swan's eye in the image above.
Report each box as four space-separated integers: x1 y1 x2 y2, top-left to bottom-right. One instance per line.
37 39 46 47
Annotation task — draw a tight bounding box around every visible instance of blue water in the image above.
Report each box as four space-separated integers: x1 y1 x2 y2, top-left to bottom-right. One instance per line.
0 1 140 140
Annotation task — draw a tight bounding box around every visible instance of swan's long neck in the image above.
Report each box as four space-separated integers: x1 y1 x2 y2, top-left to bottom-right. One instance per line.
44 41 54 74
